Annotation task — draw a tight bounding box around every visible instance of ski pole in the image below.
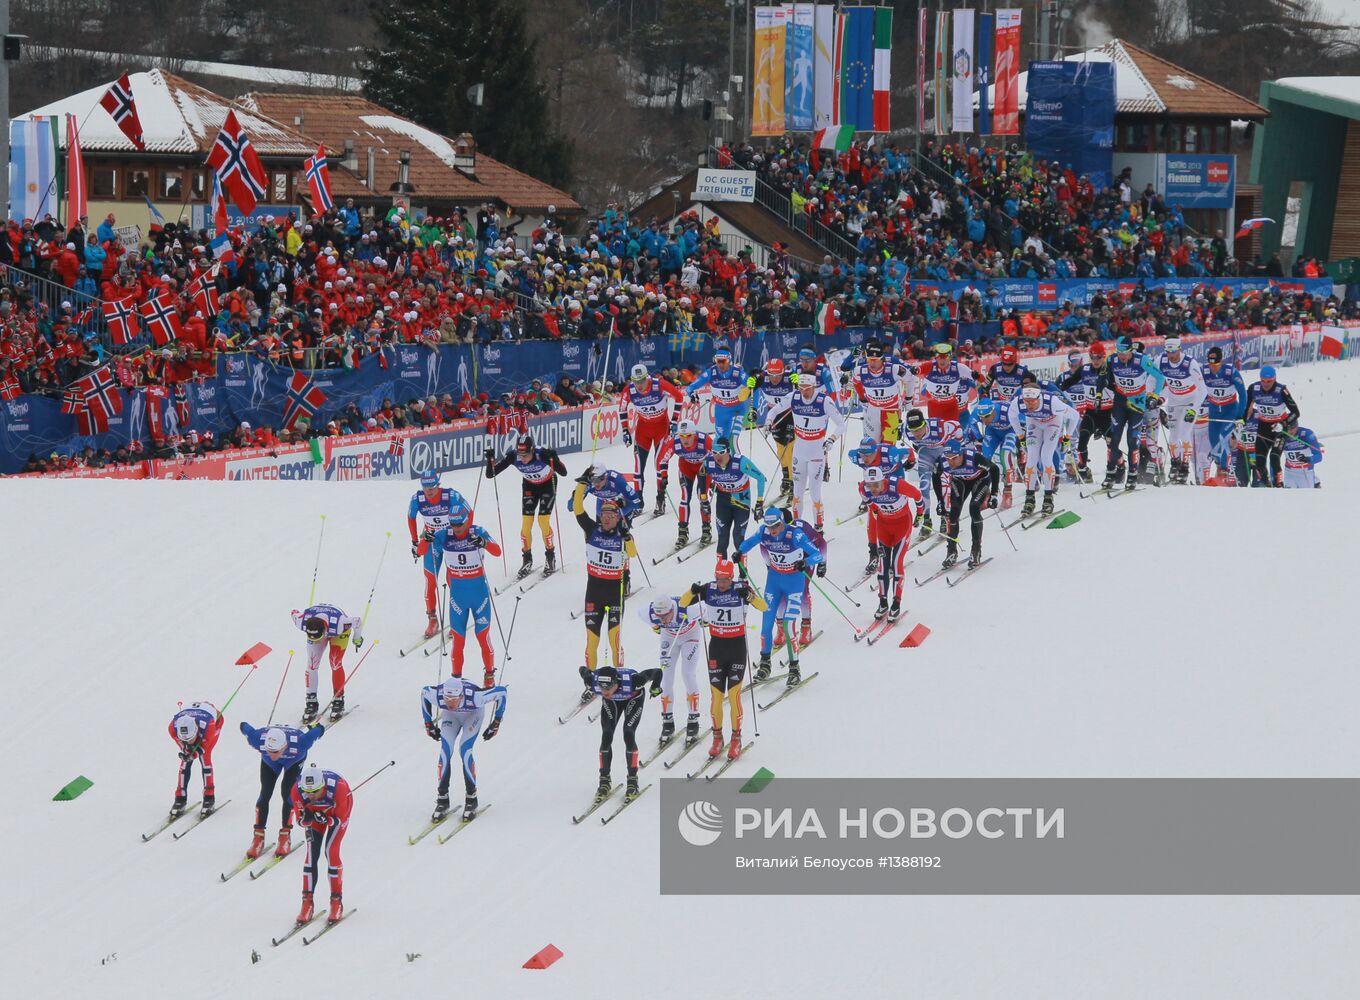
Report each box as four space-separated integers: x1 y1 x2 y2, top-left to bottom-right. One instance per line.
826 575 864 608
436 579 448 679
351 758 397 793
472 440 488 514
265 650 296 726
488 587 510 651
489 446 509 575
307 514 327 605
497 595 523 684
990 508 1019 552
218 661 262 716
745 655 760 738
553 499 567 571
342 639 379 689
590 318 618 463
360 531 392 630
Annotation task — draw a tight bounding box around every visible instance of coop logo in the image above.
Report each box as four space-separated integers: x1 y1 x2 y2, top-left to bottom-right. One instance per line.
589 408 621 443
678 801 724 847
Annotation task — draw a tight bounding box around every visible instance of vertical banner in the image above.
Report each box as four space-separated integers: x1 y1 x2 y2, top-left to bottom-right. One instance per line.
9 117 59 223
872 6 893 132
813 3 838 130
1025 61 1115 189
951 8 975 134
933 11 950 135
839 5 875 132
916 6 928 138
753 6 787 136
789 3 815 131
994 8 1022 136
976 11 994 135
781 3 795 128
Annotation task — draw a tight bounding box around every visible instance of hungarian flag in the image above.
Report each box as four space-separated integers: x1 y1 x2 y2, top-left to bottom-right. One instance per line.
304 145 334 212
814 124 854 152
66 114 88 223
99 72 145 150
206 110 267 215
1320 326 1345 359
139 294 182 346
872 7 892 132
283 371 327 430
102 298 140 345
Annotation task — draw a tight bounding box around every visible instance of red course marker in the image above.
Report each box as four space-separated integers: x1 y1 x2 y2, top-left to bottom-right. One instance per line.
523 944 564 970
899 624 931 648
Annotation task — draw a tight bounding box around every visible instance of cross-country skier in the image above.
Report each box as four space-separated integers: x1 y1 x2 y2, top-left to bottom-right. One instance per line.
916 341 976 423
1097 336 1165 490
984 344 1029 407
407 471 472 639
860 466 923 621
904 407 960 548
168 701 223 820
577 462 643 522
639 594 704 745
1007 384 1078 515
291 604 363 724
855 339 916 442
1058 345 1108 483
239 721 325 860
290 762 352 927
933 440 1001 569
764 373 845 530
571 479 637 678
420 509 502 687
1229 414 1259 486
578 665 664 805
738 508 824 685
749 357 797 498
486 431 567 579
1279 413 1323 488
1242 365 1300 487
680 558 768 761
705 437 767 561
684 346 750 451
1155 338 1206 484
420 675 507 823
1199 346 1246 481
656 419 714 548
619 363 684 514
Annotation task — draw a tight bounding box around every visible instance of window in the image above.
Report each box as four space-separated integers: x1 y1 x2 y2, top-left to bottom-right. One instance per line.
161 171 183 199
272 172 288 202
1214 125 1228 153
125 168 150 197
191 172 206 199
91 166 116 198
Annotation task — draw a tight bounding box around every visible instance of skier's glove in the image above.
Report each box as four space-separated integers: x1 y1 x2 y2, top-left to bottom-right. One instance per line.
1183 408 1196 423
753 500 764 520
425 721 440 741
578 665 594 687
472 533 488 549
482 719 501 741
936 501 946 518
815 561 827 578
622 429 632 447
353 635 364 649
649 681 663 698
411 540 421 559
987 494 999 509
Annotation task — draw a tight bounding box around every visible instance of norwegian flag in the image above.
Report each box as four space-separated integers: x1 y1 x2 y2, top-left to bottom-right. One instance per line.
205 110 267 215
0 372 22 401
99 72 145 150
304 145 334 212
73 306 95 329
102 298 140 345
282 371 327 430
188 276 220 316
60 387 98 434
139 294 182 346
70 366 123 432
387 436 405 458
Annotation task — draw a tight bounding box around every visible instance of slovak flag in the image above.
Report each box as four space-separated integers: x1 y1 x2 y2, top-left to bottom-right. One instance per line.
139 293 182 346
283 371 327 430
102 298 140 345
1235 217 1275 240
206 110 267 215
99 72 145 150
304 145 334 212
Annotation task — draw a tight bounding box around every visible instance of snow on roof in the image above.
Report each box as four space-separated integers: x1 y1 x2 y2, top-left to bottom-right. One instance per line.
17 68 314 156
24 45 360 92
358 115 458 168
1273 77 1360 111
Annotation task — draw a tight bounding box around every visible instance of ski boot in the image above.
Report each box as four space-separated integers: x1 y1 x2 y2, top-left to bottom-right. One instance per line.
200 794 215 817
275 827 292 858
779 476 794 499
864 543 879 575
302 693 319 726
676 522 689 547
685 713 701 743
483 668 496 689
1078 461 1093 483
247 827 267 859
329 696 345 721
517 550 534 579
1021 490 1036 516
814 503 824 533
1041 490 1055 515
918 511 934 537
593 775 612 804
462 795 478 822
543 548 557 575
624 775 640 802
699 523 713 545
728 729 743 760
168 795 187 820
327 893 343 925
754 653 772 682
297 892 315 925
786 664 802 688
654 491 666 518
424 613 440 639
888 598 901 623
432 794 450 823
659 713 676 743
967 543 983 570
942 546 959 570
708 729 725 759
799 619 813 647
874 595 889 621
1114 460 1128 484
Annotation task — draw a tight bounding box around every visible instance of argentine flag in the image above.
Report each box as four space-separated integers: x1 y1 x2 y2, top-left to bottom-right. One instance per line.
9 117 60 222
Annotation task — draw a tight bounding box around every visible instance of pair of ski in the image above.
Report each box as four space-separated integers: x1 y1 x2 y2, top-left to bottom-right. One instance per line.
570 783 653 825
1002 507 1062 531
407 802 492 845
301 705 359 727
914 558 993 588
650 535 713 565
493 565 556 597
856 613 901 646
140 799 231 842
758 673 819 711
1020 509 1068 531
684 739 757 780
220 838 305 882
558 692 596 725
271 908 357 947
569 588 633 621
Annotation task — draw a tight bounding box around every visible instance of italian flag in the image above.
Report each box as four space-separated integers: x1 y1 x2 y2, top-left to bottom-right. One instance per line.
815 124 854 152
813 300 840 337
873 7 892 132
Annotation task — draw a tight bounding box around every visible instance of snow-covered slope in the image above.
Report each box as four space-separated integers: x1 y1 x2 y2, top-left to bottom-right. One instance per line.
4 361 1359 999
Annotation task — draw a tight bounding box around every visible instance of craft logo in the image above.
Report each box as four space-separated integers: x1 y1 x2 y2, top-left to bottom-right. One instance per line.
678 801 724 847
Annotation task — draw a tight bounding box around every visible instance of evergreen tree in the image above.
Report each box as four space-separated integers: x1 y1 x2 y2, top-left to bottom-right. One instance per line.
362 0 573 188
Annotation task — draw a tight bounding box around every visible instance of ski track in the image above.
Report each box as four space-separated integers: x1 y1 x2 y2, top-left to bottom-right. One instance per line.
3 359 1360 999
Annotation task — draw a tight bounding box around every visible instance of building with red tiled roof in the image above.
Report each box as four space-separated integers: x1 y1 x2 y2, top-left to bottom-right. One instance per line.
241 93 580 223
